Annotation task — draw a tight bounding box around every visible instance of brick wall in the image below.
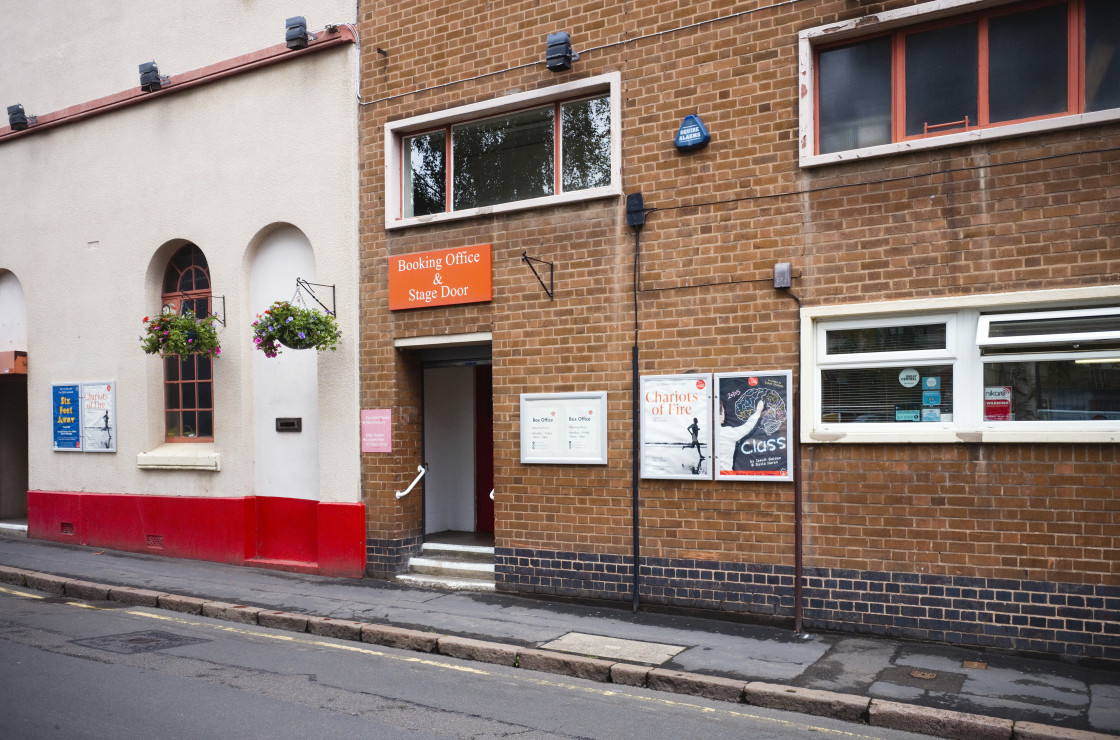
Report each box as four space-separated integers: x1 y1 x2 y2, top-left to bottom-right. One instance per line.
358 0 1120 660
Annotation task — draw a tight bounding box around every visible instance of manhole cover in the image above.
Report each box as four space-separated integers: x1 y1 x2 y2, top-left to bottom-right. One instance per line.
71 630 211 654
878 665 967 693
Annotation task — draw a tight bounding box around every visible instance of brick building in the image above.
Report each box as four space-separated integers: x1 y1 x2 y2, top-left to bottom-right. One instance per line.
358 0 1119 662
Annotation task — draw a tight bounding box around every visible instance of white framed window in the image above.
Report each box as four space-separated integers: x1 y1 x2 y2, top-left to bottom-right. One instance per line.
385 73 622 229
798 0 1120 167
802 288 1120 443
817 314 961 426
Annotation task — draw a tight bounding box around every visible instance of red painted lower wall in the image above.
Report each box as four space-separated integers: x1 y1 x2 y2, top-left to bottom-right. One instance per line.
27 490 365 578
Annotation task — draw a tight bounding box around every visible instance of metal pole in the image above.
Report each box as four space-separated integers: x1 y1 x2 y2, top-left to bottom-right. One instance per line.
632 344 640 612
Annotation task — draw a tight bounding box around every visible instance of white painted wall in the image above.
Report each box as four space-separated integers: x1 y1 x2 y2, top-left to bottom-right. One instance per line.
0 272 28 351
0 1 360 503
250 226 319 501
423 366 476 533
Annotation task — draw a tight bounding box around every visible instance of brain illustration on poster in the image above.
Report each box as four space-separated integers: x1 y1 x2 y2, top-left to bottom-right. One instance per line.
716 371 792 481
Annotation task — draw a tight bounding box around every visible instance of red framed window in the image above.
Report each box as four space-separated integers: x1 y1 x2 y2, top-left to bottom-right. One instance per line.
161 244 214 442
816 0 1120 154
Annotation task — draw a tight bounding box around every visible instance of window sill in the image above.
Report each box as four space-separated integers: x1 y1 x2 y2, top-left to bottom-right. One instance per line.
386 187 621 231
137 443 221 471
800 108 1120 168
805 427 1120 445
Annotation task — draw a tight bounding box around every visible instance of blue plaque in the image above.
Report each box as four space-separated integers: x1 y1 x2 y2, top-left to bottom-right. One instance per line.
675 114 710 151
922 376 941 390
53 384 82 451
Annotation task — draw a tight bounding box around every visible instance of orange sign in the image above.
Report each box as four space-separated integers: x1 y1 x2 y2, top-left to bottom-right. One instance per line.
389 244 492 311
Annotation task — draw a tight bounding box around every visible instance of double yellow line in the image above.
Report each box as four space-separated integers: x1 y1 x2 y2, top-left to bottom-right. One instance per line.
0 586 883 739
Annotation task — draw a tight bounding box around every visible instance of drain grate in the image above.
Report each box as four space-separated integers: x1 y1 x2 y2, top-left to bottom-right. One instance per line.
146 534 164 549
60 522 74 534
71 630 210 655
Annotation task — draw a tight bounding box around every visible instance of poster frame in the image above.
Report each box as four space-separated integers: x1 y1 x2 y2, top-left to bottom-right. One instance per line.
714 370 793 482
81 381 117 453
519 391 608 465
639 373 713 481
52 384 82 451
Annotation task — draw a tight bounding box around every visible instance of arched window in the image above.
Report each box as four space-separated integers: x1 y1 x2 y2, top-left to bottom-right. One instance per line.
161 245 214 441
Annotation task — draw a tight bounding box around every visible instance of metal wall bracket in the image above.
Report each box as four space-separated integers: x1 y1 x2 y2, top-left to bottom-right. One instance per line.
296 278 336 316
521 252 554 300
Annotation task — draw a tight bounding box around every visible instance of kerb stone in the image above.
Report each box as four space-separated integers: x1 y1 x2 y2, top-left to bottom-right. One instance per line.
63 579 111 601
1012 722 1119 740
870 700 1013 740
25 573 68 595
158 594 207 614
610 663 650 687
516 648 614 682
307 617 364 641
438 636 518 666
258 610 309 633
108 586 167 607
647 668 745 703
744 682 869 722
201 601 262 625
0 565 30 586
362 624 440 653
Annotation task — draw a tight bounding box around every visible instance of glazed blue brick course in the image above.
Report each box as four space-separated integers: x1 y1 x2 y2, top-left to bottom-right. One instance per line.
366 535 421 577
494 546 1118 662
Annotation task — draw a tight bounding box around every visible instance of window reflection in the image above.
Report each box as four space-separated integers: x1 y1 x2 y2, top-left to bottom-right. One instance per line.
453 107 555 210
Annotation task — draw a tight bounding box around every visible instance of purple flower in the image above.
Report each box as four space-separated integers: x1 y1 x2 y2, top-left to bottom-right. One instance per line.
285 316 294 323
298 331 306 339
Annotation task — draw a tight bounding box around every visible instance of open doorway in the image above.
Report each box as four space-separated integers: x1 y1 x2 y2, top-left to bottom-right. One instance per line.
421 348 493 543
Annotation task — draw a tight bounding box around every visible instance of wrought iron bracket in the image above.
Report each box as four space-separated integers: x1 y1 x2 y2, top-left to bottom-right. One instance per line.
521 251 554 300
296 278 336 316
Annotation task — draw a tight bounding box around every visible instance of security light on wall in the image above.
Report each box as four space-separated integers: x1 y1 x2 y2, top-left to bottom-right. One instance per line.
286 16 316 49
7 104 35 130
139 62 169 92
546 31 577 71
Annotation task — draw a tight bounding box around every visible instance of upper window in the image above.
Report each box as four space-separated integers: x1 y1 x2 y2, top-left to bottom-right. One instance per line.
806 293 1120 442
161 245 214 442
801 0 1120 164
386 73 621 228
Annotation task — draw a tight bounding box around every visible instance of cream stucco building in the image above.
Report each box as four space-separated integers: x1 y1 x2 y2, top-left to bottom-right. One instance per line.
0 1 365 575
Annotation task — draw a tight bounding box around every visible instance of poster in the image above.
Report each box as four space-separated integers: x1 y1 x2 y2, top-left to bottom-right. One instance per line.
361 409 392 452
715 371 792 482
81 382 116 452
640 374 712 480
53 384 82 451
520 392 608 465
984 386 1012 421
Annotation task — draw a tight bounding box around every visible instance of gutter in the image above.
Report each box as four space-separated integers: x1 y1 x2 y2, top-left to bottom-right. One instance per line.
0 25 357 145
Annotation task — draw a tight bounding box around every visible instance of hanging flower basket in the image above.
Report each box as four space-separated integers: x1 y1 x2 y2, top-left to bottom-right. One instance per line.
252 300 341 358
140 311 221 358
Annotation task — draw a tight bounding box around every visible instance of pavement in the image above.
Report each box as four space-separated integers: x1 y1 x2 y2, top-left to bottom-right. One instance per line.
0 534 1117 740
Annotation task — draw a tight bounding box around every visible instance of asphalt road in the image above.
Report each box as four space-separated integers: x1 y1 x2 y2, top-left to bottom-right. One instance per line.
0 585 941 740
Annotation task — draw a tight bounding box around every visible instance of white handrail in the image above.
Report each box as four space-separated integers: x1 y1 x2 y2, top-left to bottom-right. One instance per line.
395 464 428 499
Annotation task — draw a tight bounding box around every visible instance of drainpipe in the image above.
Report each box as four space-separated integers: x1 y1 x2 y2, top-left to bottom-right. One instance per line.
775 263 811 639
627 194 647 612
